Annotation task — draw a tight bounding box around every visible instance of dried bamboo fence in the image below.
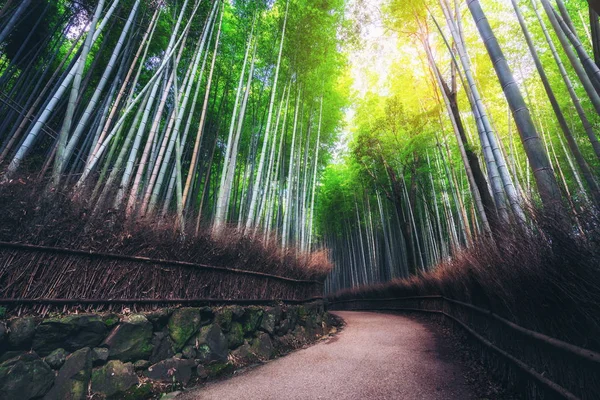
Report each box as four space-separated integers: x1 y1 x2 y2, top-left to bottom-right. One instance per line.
0 241 324 314
329 296 599 400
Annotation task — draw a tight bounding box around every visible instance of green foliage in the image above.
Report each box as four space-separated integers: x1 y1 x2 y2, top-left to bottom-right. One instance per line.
3 0 599 292
319 0 600 293
315 161 361 237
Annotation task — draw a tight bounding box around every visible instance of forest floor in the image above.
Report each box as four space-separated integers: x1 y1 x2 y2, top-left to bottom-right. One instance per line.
178 311 501 400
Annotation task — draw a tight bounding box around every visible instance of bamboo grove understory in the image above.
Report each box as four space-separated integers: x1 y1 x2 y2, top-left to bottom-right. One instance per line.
0 0 346 254
0 0 600 295
321 0 600 293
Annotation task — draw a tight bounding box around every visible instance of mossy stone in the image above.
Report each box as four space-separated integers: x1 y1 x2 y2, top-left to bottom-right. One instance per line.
231 342 257 365
102 314 120 329
230 306 245 320
31 316 75 355
292 325 307 344
133 359 150 370
91 360 139 398
196 324 228 363
285 307 298 328
204 362 234 377
44 347 68 369
33 315 107 356
241 307 263 334
250 332 273 360
195 365 208 379
182 345 196 359
168 308 202 352
0 350 24 363
324 312 341 328
103 314 153 362
145 358 196 384
260 309 277 334
315 312 323 325
276 318 291 336
120 382 153 400
297 306 308 325
8 317 37 348
145 309 172 331
150 331 174 364
225 322 244 349
215 308 233 332
44 347 92 400
196 344 210 362
92 347 109 366
0 352 55 399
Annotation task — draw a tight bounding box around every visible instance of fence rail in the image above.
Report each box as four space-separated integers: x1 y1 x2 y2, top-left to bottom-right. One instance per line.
329 296 598 400
0 297 324 306
0 241 324 312
0 241 321 284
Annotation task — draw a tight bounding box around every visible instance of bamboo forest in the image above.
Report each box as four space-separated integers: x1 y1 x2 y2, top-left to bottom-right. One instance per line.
0 0 599 284
3 0 600 398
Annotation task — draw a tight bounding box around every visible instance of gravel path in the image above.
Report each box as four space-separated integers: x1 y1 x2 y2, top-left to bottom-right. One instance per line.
179 311 476 400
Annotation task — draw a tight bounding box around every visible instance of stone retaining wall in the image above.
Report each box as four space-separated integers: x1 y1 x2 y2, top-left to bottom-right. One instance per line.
0 301 339 399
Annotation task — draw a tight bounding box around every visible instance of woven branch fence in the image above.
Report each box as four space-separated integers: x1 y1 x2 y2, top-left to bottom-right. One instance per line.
0 242 324 314
330 296 599 400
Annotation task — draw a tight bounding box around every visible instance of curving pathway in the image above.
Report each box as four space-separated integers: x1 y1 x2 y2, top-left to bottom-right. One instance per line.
180 311 476 400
